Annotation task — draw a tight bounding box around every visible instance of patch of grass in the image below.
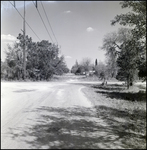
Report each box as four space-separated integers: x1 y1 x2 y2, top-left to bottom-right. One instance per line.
81 83 146 149
92 84 125 91
92 84 146 101
95 105 146 149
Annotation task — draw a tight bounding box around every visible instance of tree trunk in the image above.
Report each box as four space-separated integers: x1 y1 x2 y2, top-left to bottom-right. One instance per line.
130 77 133 86
127 76 130 89
127 75 133 89
102 77 107 86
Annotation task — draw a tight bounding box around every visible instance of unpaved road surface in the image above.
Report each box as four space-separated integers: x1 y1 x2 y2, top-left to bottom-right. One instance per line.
1 74 142 149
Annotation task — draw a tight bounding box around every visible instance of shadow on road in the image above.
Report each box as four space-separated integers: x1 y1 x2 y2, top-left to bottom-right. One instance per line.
8 105 146 149
13 89 37 93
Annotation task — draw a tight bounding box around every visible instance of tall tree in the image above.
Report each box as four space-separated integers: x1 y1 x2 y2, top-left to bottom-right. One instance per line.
116 39 139 89
71 60 79 74
80 57 92 72
111 1 146 40
95 59 98 66
4 43 23 80
2 33 69 80
111 1 146 80
101 27 140 88
75 60 79 67
101 28 132 78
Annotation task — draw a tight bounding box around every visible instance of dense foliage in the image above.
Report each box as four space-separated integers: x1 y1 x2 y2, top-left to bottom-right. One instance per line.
71 58 94 75
112 1 146 82
102 1 146 88
1 33 69 81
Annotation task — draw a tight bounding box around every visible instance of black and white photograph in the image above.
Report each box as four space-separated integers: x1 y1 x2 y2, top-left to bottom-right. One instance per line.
1 1 146 149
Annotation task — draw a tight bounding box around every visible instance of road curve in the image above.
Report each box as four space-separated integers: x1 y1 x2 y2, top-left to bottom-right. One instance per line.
1 81 95 149
1 74 126 149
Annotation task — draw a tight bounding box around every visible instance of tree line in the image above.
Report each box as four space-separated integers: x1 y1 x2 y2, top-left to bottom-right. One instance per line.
1 33 69 81
71 58 108 82
102 1 146 89
71 1 146 89
71 58 94 75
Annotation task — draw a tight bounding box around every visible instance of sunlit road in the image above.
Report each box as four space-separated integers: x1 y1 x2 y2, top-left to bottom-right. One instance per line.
1 74 123 149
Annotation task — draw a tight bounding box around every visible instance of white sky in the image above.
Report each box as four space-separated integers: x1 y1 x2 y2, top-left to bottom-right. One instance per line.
1 1 131 69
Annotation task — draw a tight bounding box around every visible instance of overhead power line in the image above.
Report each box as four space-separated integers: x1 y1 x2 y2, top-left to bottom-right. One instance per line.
32 1 54 43
9 1 41 41
40 1 58 44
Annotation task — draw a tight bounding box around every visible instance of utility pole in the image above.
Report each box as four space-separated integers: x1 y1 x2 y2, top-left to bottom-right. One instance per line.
36 1 37 8
23 1 26 80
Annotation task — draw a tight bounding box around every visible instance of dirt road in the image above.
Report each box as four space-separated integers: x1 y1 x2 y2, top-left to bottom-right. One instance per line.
1 74 137 149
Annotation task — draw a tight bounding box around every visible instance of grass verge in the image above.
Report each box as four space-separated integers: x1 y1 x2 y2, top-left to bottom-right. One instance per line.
81 83 146 149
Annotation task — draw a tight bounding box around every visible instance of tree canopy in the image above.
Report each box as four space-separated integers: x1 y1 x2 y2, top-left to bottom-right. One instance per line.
100 1 146 88
1 33 69 81
111 1 146 81
111 1 146 40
